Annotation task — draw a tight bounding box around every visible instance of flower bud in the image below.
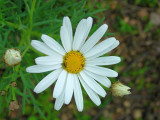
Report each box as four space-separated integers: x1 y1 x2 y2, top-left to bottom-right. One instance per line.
3 48 22 66
111 81 131 97
1 90 6 96
10 81 17 87
9 101 19 111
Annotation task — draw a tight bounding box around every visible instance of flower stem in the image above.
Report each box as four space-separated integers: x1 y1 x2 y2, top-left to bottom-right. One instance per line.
29 0 36 32
27 0 36 46
12 87 16 101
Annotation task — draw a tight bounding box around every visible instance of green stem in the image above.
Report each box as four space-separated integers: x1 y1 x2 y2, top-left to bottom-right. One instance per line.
5 21 20 29
22 45 30 58
4 84 10 91
27 0 36 46
20 0 36 52
29 0 36 33
12 87 16 101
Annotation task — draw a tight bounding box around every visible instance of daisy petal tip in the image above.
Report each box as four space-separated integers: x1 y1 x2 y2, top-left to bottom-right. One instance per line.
118 57 121 63
107 83 111 88
115 73 118 77
103 24 108 29
33 88 39 94
54 106 60 111
64 100 69 105
63 17 66 21
41 34 47 39
53 92 59 98
41 33 46 36
116 40 120 45
64 101 69 105
63 16 70 23
87 16 93 20
65 16 70 19
31 40 36 45
100 92 107 98
60 26 63 29
64 16 68 18
79 110 83 112
111 70 119 77
26 66 35 73
111 37 116 40
30 40 38 47
96 101 101 106
78 108 83 112
26 67 30 73
104 93 107 97
52 93 57 98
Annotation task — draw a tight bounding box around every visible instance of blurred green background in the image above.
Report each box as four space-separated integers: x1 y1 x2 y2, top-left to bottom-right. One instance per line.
0 0 160 120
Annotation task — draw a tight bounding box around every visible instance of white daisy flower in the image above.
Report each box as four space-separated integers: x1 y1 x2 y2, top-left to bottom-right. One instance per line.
26 16 121 112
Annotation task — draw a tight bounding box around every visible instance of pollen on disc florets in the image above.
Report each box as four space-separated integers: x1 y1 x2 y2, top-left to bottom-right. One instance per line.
63 51 85 73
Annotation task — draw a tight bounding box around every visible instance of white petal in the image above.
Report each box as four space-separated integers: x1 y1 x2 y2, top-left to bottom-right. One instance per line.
84 17 93 41
73 17 93 51
78 74 101 106
73 19 87 51
84 70 111 88
35 56 63 65
60 26 72 52
61 17 73 52
85 65 118 77
63 17 73 46
31 40 62 58
80 71 106 97
73 74 83 112
53 70 67 98
65 73 74 104
84 37 116 58
26 64 62 73
80 24 108 54
54 89 65 110
41 34 66 55
105 40 119 53
34 68 62 93
86 56 121 66
89 40 120 59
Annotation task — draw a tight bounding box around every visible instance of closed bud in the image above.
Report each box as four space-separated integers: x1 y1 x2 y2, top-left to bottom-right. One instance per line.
10 81 17 87
1 90 6 96
3 48 22 66
9 101 19 111
111 81 131 97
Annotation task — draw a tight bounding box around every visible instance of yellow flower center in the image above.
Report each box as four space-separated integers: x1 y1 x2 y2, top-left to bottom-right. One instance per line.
63 51 85 73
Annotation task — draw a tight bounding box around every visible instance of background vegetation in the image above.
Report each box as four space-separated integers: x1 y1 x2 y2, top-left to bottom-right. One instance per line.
0 0 159 120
